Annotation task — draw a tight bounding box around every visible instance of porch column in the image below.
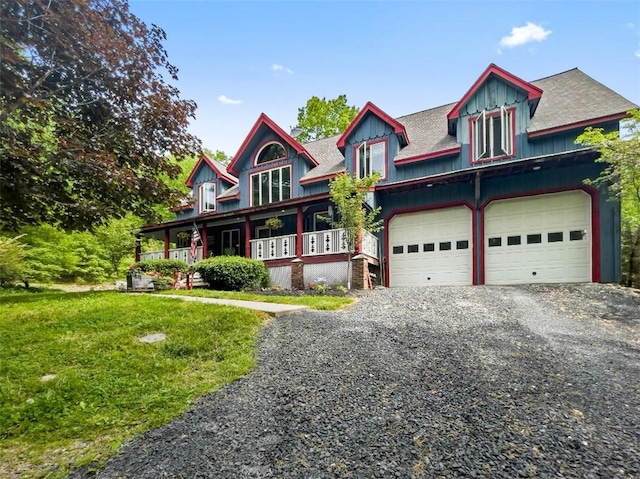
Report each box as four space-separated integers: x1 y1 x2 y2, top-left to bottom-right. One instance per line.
163 228 170 259
244 215 251 258
201 222 208 259
135 235 141 262
296 205 303 258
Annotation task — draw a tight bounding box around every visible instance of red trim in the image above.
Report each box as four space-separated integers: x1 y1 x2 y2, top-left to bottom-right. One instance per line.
336 102 409 151
469 107 517 164
249 163 293 207
244 216 251 258
218 193 240 202
186 153 238 188
228 113 317 176
375 170 467 192
394 146 461 166
383 201 476 287
447 64 543 121
252 139 287 167
527 113 629 139
299 172 340 185
296 206 303 258
301 253 349 264
201 222 208 259
163 228 170 259
479 186 600 284
352 138 388 180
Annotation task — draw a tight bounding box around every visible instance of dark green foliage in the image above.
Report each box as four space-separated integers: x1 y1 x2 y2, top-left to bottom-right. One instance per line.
1 0 200 230
134 259 189 277
195 257 269 291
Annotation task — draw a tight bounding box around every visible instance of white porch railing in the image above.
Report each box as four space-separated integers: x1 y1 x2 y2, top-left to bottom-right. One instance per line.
250 235 296 260
360 230 379 259
140 246 203 265
302 228 379 259
303 228 349 256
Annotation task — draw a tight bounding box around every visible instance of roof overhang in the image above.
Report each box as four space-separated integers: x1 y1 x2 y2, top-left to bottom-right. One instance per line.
185 153 238 187
336 102 409 152
228 113 318 176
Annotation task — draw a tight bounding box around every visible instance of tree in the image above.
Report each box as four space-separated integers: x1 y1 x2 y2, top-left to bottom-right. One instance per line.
576 109 640 287
0 0 200 231
326 172 383 288
295 95 359 143
204 149 232 166
0 235 26 286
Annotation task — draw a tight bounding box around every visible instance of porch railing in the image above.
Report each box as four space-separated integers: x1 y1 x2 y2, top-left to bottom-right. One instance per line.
360 230 379 259
250 235 296 260
303 229 349 256
140 246 203 265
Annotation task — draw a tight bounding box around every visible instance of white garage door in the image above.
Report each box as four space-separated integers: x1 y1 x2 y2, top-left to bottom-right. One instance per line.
389 206 473 287
484 191 591 285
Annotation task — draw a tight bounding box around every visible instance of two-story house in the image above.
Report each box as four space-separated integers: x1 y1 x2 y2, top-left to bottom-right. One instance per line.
137 64 637 288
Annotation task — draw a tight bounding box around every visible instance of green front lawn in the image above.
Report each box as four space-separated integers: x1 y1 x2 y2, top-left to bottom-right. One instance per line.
0 291 264 478
157 288 354 310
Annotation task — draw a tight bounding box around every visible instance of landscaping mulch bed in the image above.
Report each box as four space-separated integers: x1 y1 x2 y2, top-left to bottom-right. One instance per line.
72 284 639 478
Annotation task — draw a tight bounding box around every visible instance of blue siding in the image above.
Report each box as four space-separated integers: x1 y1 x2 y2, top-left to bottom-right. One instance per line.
342 113 394 182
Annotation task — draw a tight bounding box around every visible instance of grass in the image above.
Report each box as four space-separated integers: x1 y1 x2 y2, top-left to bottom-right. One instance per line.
157 288 354 310
0 290 264 478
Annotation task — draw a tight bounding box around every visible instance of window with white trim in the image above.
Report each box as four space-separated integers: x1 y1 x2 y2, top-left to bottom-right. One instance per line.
472 106 513 161
356 141 385 179
198 182 216 213
250 165 291 206
256 141 286 164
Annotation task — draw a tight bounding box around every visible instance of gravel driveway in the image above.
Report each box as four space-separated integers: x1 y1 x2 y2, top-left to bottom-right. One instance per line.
73 284 639 478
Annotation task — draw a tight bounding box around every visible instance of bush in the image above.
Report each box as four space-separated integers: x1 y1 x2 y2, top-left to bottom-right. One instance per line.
0 235 26 286
132 259 189 277
195 257 269 291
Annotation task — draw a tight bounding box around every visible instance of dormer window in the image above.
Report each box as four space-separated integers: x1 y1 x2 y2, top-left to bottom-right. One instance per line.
472 106 514 162
356 140 386 179
256 141 286 165
198 182 216 213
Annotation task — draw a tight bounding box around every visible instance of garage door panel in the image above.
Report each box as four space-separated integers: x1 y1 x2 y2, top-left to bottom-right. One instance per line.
389 206 472 287
485 191 591 285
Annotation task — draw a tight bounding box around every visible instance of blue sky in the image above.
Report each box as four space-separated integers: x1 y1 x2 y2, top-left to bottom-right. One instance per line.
129 0 640 156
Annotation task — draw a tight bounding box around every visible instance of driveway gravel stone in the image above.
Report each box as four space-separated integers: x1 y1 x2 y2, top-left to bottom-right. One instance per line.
72 284 639 478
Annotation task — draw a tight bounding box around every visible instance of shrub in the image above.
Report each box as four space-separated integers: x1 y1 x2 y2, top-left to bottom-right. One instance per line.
0 235 27 287
195 257 269 291
132 259 189 277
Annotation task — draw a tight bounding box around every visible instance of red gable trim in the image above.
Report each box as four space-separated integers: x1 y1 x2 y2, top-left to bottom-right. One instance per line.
227 113 318 176
217 193 240 202
185 153 238 188
299 172 340 185
447 64 543 121
394 146 461 166
336 101 409 151
527 112 629 139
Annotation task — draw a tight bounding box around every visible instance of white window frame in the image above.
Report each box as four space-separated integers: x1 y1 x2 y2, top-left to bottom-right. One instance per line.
472 106 513 161
250 165 291 206
356 141 386 179
255 141 286 165
198 182 216 213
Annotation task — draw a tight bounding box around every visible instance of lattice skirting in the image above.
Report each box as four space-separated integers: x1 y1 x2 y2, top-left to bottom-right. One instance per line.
268 265 292 290
304 261 348 287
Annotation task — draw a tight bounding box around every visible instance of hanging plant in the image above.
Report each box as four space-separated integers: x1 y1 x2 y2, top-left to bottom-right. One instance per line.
176 231 190 241
265 217 283 230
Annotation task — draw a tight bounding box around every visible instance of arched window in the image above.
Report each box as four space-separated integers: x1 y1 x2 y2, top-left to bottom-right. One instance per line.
256 141 286 164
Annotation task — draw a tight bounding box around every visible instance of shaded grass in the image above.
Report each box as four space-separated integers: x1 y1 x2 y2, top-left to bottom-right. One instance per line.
0 291 263 478
156 288 354 310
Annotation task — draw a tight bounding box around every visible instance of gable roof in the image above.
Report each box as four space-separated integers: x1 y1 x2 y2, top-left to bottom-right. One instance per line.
227 113 318 176
185 153 238 188
527 68 637 136
336 101 409 151
447 63 544 123
299 135 346 184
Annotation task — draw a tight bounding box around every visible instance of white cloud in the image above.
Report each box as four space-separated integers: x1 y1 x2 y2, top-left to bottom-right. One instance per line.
271 63 294 74
217 95 243 105
500 22 552 48
636 49 640 58
627 22 635 29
